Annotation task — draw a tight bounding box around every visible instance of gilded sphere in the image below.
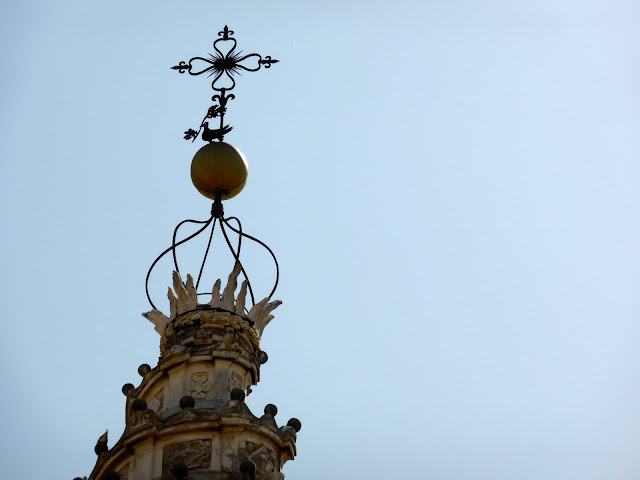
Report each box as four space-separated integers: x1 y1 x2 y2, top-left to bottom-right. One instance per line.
191 142 248 200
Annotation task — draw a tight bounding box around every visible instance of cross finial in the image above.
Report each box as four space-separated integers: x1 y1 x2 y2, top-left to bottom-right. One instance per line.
171 26 279 143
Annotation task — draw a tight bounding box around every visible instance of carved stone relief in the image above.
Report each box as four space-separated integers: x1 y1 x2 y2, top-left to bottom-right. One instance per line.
228 372 242 393
148 388 164 413
246 441 276 477
190 372 210 400
162 439 212 475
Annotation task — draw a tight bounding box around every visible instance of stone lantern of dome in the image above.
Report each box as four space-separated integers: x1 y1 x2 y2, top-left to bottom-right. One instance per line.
75 26 300 480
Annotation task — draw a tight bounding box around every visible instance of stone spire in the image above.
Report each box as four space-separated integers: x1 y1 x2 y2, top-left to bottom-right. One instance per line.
74 26 298 480
78 264 300 480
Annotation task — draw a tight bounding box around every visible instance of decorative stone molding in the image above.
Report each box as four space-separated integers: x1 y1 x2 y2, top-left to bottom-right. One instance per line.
158 308 260 360
87 396 298 480
127 408 159 430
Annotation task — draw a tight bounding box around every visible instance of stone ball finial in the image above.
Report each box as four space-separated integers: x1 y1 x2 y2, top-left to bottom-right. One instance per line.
170 462 189 479
230 388 246 401
180 395 196 409
239 460 256 475
104 471 121 480
287 418 302 432
121 383 135 396
264 404 278 416
94 442 108 455
191 142 248 200
94 431 108 455
131 399 147 412
138 364 152 376
257 350 268 364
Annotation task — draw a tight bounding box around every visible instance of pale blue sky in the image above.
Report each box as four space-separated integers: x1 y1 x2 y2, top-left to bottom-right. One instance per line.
1 1 639 479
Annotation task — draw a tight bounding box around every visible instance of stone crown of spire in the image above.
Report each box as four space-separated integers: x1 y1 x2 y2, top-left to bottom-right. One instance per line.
143 262 281 339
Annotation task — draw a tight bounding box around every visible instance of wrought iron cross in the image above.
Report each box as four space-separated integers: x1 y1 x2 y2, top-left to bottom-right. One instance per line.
172 26 279 143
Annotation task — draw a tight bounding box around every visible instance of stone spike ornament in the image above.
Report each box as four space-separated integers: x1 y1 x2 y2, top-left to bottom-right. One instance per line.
210 279 223 308
77 27 301 480
221 262 243 310
236 280 249 315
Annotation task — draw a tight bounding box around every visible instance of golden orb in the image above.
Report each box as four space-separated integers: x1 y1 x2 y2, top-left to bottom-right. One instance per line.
191 142 249 200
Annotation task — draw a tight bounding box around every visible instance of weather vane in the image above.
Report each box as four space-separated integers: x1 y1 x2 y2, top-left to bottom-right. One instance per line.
145 26 280 320
171 25 279 143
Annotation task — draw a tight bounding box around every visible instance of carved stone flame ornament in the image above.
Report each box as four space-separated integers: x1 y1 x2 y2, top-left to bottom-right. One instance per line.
143 263 281 339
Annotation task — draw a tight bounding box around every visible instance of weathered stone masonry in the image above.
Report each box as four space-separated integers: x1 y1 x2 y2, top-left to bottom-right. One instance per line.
80 265 300 480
